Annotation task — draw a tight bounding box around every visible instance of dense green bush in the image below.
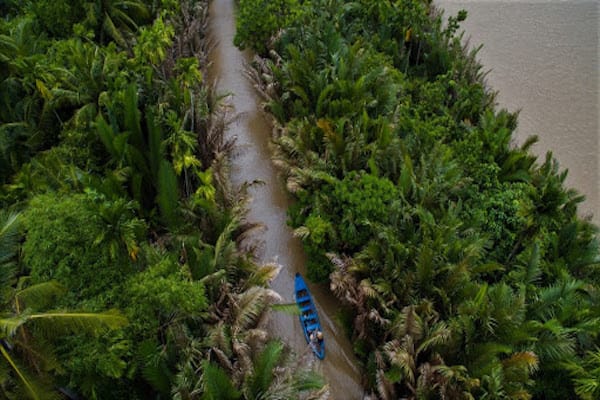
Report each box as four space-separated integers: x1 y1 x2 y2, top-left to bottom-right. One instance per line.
29 0 87 38
23 193 141 300
234 0 300 54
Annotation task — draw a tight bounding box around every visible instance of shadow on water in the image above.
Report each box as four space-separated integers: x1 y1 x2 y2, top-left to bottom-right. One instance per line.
207 0 365 398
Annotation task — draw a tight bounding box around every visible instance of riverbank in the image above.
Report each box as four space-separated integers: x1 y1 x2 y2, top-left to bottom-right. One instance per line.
235 0 600 397
438 0 599 223
207 0 364 398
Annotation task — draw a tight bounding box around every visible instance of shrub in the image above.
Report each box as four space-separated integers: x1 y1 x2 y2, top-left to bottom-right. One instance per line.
234 0 300 54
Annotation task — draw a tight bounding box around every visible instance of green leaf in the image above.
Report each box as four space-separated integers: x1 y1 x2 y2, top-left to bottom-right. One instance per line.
0 345 58 400
25 309 128 336
14 281 66 311
246 341 284 398
157 160 180 228
270 302 301 316
201 360 241 400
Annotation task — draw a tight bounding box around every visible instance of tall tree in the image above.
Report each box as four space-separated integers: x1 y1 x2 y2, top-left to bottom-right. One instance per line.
0 211 127 399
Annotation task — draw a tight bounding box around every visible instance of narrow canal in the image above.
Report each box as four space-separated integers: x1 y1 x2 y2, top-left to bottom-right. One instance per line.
207 1 365 398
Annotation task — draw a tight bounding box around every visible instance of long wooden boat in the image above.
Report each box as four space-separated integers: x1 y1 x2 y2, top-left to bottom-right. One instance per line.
294 273 325 359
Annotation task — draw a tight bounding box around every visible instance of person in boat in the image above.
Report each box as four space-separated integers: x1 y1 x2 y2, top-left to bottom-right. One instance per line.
301 312 311 327
309 330 323 343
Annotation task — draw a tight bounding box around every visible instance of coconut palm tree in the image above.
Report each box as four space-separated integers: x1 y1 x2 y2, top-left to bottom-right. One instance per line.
0 211 127 399
0 285 128 399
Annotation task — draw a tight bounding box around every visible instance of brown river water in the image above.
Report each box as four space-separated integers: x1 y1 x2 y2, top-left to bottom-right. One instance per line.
438 0 599 223
207 1 365 398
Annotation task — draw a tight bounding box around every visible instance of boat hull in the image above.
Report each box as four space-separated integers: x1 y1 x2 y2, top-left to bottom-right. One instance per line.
294 273 325 359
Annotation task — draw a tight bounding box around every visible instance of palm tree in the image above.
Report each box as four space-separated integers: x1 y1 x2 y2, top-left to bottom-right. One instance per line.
169 254 323 399
85 0 150 47
451 282 541 399
192 340 325 400
375 304 476 400
86 194 146 261
0 282 128 399
0 18 53 183
95 84 171 214
243 340 326 399
507 153 585 263
0 211 127 399
564 348 600 400
0 211 19 294
39 39 119 131
329 253 391 343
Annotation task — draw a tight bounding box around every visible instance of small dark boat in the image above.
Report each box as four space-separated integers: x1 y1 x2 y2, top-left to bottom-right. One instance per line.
294 273 325 359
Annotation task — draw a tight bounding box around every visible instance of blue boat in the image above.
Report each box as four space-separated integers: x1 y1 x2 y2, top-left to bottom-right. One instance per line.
294 273 325 359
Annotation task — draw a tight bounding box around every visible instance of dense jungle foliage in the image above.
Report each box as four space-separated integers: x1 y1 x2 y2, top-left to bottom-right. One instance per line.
0 0 326 398
237 0 600 398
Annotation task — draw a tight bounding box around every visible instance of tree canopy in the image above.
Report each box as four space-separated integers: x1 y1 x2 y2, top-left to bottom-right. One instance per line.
239 0 600 398
0 0 324 398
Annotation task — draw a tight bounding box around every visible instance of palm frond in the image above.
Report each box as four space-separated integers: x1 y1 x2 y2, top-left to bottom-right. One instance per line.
103 13 127 47
245 340 284 398
502 351 538 373
212 215 239 271
293 369 327 393
11 335 62 375
200 360 241 400
383 339 415 384
0 345 58 400
0 316 25 338
233 287 278 331
137 340 171 396
0 211 19 277
158 159 181 228
0 211 20 296
22 309 127 337
14 281 65 312
0 211 20 265
270 303 301 316
204 322 232 357
376 368 396 400
293 226 310 239
398 306 423 340
246 262 281 287
417 321 451 354
533 319 576 362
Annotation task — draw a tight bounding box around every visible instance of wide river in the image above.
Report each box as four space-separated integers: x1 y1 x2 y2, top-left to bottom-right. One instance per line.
438 0 599 223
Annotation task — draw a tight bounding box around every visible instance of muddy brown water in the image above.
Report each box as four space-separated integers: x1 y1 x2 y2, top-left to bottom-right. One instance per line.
438 0 599 223
207 1 365 398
